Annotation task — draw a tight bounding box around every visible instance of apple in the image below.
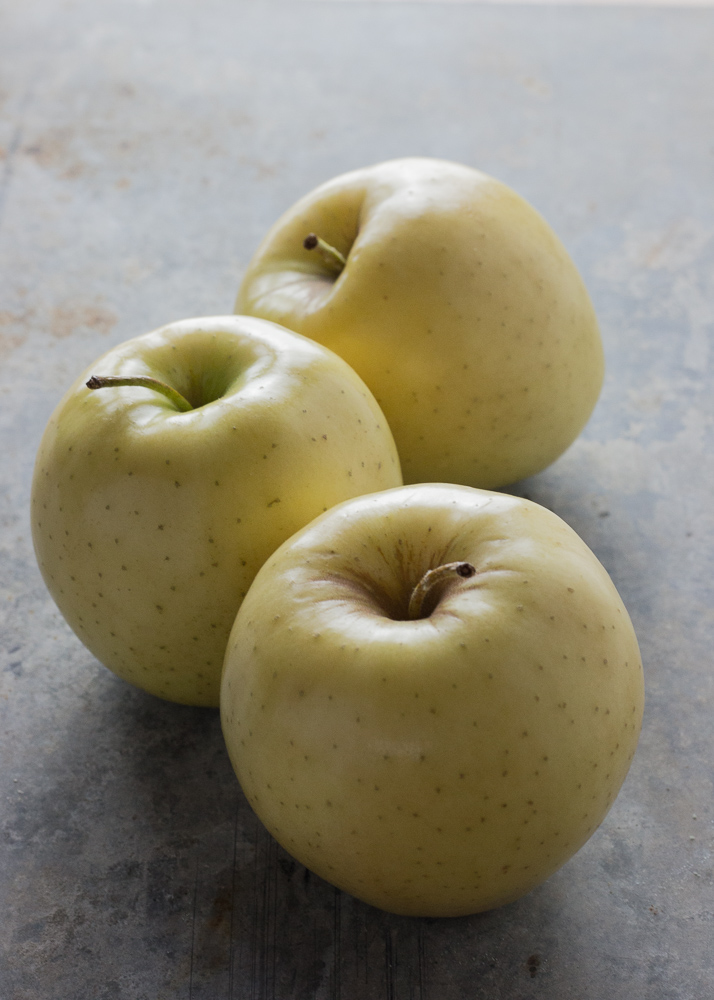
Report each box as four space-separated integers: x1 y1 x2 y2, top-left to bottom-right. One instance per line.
31 315 402 706
221 484 643 917
236 157 605 489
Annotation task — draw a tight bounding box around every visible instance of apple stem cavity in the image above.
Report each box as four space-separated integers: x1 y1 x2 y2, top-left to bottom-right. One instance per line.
86 375 194 413
303 233 347 274
407 561 476 621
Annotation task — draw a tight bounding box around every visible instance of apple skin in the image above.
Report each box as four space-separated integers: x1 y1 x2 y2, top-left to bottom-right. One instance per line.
31 316 402 706
221 484 643 917
236 157 605 489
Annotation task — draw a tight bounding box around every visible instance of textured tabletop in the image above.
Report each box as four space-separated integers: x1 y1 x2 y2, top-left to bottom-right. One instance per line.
1 2 713 998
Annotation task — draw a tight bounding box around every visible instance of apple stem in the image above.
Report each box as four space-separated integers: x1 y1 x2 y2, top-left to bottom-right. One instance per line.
303 233 347 273
85 375 193 412
407 561 476 621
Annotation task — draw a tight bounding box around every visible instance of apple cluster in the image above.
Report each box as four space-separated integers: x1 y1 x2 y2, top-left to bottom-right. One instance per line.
31 158 643 917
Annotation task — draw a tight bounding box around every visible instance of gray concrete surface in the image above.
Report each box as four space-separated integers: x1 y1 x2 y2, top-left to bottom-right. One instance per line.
1 1 713 997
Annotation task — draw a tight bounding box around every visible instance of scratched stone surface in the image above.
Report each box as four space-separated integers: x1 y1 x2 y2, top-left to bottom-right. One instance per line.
1 2 713 998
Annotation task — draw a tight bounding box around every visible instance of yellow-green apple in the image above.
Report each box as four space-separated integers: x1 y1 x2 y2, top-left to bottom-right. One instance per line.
221 484 643 917
236 157 604 489
31 315 402 706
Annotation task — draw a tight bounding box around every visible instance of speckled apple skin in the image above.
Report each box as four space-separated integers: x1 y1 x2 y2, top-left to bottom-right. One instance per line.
237 157 604 489
221 485 643 917
31 316 402 706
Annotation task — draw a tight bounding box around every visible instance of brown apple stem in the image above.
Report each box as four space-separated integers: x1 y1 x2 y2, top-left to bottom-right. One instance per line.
303 233 347 273
85 375 193 412
407 561 476 621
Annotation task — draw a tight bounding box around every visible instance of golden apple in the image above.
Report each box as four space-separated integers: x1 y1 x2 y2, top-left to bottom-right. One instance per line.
237 157 604 488
221 484 643 916
31 316 401 706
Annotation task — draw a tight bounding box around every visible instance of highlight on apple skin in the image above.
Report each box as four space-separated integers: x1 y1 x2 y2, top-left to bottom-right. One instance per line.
237 157 605 490
31 315 402 706
221 484 644 917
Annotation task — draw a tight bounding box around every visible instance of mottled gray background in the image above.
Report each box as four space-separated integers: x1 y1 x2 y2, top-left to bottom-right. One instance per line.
1 1 713 998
